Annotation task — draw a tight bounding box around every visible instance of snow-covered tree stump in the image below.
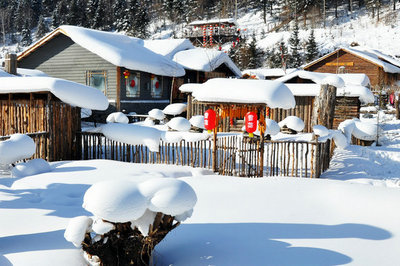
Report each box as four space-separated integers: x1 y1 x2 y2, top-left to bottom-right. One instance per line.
65 178 197 266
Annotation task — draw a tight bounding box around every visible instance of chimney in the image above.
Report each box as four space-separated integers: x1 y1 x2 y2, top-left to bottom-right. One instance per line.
4 53 17 75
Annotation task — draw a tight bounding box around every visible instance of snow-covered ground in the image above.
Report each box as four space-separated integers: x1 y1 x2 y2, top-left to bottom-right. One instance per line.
1 115 400 265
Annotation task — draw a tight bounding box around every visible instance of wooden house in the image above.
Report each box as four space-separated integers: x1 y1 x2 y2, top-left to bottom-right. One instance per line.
275 70 374 131
181 78 295 132
0 73 108 161
303 47 400 93
185 18 239 48
17 25 186 115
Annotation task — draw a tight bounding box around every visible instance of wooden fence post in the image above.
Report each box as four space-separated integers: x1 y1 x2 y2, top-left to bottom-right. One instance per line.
212 127 217 172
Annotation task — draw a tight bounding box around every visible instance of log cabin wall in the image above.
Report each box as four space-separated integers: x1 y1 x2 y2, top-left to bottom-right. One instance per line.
0 92 81 161
333 96 360 129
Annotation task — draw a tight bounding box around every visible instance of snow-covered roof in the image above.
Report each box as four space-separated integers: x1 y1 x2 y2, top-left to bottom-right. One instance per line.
16 68 49 77
304 46 400 74
19 26 185 77
276 70 374 104
191 78 295 109
242 68 297 79
189 18 238 26
143 39 194 60
173 48 241 77
0 76 109 110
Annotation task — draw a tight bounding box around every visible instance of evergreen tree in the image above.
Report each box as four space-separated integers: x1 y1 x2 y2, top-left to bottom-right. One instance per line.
86 0 99 28
92 0 107 30
67 0 82 26
36 15 49 38
287 21 303 68
31 0 42 27
269 41 288 69
52 0 68 28
20 19 32 46
305 29 319 63
113 0 127 31
247 33 264 69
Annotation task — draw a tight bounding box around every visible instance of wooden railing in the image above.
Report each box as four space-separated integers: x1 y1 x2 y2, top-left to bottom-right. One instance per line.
78 132 334 178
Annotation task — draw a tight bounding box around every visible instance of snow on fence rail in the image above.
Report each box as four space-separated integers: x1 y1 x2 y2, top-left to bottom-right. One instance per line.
0 132 49 161
78 132 334 178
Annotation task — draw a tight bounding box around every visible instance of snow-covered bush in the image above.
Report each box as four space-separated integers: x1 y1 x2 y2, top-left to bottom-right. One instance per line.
0 134 36 165
148 108 165 122
65 178 197 266
339 119 381 143
106 112 129 124
167 117 191 132
163 103 187 116
189 115 205 130
278 116 305 133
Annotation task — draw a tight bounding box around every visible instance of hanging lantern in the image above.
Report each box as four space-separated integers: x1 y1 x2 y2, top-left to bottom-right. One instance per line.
155 81 160 89
204 109 216 133
123 70 130 79
221 25 225 28
245 111 258 138
232 42 236 48
218 45 222 51
236 37 240 42
130 79 136 87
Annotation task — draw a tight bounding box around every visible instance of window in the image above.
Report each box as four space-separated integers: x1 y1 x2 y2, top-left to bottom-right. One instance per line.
125 72 140 98
86 70 107 94
150 75 162 98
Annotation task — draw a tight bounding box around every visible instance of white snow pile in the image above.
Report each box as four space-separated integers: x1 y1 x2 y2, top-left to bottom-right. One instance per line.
278 116 305 132
189 115 205 129
167 117 191 132
101 123 161 152
106 112 129 124
313 125 330 137
148 108 165 121
58 26 185 77
12 158 52 178
161 131 209 143
192 78 295 109
163 103 187 116
0 76 109 110
360 106 378 113
321 75 345 88
330 130 349 149
264 119 281 136
173 48 242 77
81 108 92 118
178 83 203 93
64 178 197 245
0 134 36 165
339 119 380 142
143 39 194 60
64 216 93 248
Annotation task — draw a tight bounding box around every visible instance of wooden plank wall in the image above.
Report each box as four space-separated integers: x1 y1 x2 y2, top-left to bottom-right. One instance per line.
333 96 360 129
0 93 81 161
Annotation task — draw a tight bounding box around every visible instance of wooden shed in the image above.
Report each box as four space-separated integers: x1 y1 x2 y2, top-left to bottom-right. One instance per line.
0 76 109 161
303 47 400 92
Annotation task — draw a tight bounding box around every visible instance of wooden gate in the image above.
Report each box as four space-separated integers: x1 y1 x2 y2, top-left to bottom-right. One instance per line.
216 135 264 177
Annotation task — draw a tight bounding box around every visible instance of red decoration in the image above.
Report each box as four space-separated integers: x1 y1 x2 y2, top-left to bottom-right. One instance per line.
123 70 130 79
245 112 258 137
130 79 135 87
218 45 222 51
155 81 160 89
204 109 216 133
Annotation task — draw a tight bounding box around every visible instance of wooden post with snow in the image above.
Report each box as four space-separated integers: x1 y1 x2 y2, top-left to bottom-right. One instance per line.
311 84 337 129
4 53 17 75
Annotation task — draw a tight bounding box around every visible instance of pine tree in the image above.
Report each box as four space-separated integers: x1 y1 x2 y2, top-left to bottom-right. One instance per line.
36 15 49 38
92 0 107 30
305 29 319 63
20 19 32 46
86 0 99 28
247 34 264 69
269 41 288 69
113 0 127 31
287 21 303 68
31 0 42 27
52 0 68 28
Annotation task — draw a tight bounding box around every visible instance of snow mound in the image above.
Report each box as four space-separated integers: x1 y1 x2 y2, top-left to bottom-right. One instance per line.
189 115 205 129
0 134 36 165
163 103 187 116
12 158 52 178
101 123 161 152
167 117 191 132
265 119 281 136
330 130 349 149
106 112 129 124
338 119 380 142
138 178 197 216
321 75 345 88
91 218 115 235
64 216 93 248
148 109 165 120
81 108 92 118
313 125 330 137
278 116 305 132
83 180 148 223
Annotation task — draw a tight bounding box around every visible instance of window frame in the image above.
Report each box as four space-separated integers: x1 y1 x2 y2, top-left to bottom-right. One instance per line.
86 70 108 95
125 71 141 98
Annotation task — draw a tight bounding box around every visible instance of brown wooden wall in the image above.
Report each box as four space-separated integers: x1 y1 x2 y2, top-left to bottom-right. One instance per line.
333 96 360 129
0 92 81 161
304 49 398 90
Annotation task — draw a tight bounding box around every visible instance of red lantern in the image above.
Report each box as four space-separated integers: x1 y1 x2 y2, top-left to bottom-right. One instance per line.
130 79 136 87
123 70 130 79
155 81 160 89
204 109 216 133
245 112 258 137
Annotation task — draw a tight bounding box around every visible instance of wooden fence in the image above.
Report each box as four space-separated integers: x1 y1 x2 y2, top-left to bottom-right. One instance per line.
78 132 334 178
